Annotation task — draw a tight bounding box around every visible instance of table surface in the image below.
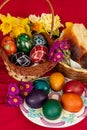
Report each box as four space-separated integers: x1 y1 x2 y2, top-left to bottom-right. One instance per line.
0 0 87 130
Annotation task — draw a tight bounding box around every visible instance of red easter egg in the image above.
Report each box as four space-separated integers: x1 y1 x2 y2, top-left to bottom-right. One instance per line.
1 36 17 55
63 80 84 96
30 45 48 63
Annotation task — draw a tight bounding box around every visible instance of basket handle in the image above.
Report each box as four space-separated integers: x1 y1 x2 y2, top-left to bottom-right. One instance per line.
0 0 10 10
0 0 54 38
0 49 1 55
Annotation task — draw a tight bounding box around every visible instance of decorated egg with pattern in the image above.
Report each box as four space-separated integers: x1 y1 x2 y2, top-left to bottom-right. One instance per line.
16 33 33 54
33 34 48 46
30 45 48 63
1 36 17 55
10 52 31 67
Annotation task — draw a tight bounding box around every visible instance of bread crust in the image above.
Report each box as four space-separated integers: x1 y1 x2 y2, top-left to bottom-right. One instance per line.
60 24 87 68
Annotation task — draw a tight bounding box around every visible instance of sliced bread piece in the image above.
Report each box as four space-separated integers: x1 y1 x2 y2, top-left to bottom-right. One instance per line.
60 23 87 68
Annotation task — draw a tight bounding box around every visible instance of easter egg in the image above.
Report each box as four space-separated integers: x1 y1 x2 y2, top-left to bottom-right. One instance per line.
49 72 65 91
42 99 62 120
63 80 84 96
1 36 17 55
10 52 31 66
16 33 33 54
30 45 48 63
33 34 48 46
26 89 48 109
33 79 50 93
61 93 83 112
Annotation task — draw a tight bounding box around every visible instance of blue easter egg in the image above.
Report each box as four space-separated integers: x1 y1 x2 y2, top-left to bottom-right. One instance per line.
33 79 50 93
33 34 48 46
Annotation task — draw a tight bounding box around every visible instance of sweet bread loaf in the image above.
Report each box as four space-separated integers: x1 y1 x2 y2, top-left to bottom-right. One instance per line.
60 23 87 69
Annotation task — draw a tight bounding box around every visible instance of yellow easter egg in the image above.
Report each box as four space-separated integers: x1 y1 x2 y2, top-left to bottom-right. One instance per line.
49 72 65 91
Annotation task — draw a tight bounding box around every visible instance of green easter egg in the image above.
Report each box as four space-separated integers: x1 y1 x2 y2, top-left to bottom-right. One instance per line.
33 79 50 93
16 33 33 53
42 99 62 120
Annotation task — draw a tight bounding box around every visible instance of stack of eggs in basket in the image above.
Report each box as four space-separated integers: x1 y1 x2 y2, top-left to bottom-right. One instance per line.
0 13 61 67
1 33 49 67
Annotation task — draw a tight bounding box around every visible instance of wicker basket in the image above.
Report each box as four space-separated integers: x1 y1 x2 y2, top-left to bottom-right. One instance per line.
0 0 56 82
57 62 87 83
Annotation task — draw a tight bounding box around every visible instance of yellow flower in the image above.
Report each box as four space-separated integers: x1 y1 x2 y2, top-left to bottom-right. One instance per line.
0 13 20 35
29 14 44 33
41 13 63 34
31 22 44 33
0 13 63 37
0 14 13 35
10 17 32 37
19 17 32 36
29 15 40 23
65 22 73 28
0 13 8 22
0 13 32 37
0 22 12 35
10 25 26 37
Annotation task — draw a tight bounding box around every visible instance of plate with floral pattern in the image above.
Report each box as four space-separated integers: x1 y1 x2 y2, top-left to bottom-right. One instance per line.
20 88 87 128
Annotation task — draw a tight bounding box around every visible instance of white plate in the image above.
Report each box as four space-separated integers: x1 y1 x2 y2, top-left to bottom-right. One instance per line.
20 88 87 128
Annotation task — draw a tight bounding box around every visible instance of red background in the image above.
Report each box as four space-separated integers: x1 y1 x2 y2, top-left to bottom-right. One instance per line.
0 0 87 130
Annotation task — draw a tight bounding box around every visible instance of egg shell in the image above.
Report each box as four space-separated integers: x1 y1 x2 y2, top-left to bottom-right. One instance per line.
30 45 48 63
1 36 17 55
25 89 48 109
10 52 31 66
49 72 65 91
33 34 48 46
63 80 84 96
42 99 62 120
16 33 33 54
33 79 50 93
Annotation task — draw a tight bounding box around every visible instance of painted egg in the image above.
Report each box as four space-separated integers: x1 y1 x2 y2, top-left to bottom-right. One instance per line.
33 34 48 46
10 52 31 66
33 79 50 93
16 33 33 54
30 45 48 63
1 36 17 55
26 89 48 109
42 99 62 120
49 72 65 91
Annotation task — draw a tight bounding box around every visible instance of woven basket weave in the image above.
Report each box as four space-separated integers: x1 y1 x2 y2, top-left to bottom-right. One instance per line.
0 0 56 82
57 62 87 83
